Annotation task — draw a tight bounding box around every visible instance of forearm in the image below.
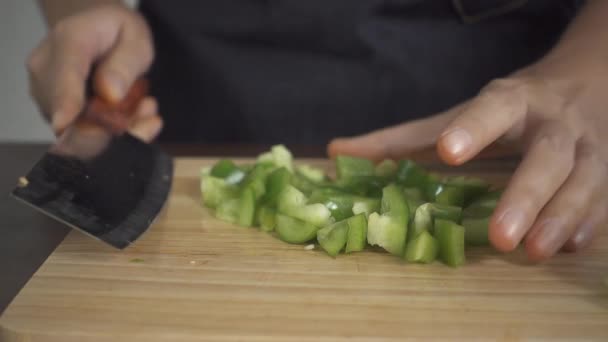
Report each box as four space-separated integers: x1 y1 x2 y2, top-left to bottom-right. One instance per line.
38 0 123 27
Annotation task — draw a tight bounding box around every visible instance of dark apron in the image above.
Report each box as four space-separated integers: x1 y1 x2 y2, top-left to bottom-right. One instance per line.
139 0 582 144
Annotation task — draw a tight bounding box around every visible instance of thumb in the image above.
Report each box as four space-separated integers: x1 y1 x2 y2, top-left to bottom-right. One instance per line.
327 103 465 161
94 15 153 104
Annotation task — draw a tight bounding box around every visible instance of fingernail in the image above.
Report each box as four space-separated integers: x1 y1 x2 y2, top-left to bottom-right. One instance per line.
441 128 472 158
104 71 126 101
496 208 527 248
530 218 564 256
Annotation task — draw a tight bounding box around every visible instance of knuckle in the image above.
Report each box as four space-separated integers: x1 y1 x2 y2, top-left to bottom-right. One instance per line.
533 124 575 156
480 78 528 116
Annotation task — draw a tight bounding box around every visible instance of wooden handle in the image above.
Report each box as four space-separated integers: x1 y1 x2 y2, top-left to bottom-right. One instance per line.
76 78 149 134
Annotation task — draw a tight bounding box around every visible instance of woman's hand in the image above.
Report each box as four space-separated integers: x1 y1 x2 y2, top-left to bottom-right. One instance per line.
329 0 608 262
27 2 162 142
329 66 607 262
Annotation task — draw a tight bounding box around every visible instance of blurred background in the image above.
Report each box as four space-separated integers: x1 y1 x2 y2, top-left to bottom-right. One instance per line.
2 0 52 142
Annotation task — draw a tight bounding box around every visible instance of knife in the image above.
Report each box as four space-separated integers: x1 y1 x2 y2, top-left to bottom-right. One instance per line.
10 78 173 249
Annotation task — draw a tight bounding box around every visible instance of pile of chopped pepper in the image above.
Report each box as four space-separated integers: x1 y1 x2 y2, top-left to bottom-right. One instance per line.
200 145 501 267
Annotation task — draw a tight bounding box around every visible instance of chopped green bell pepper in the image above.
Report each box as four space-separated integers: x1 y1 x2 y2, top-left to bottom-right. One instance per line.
308 188 355 221
336 155 375 180
460 191 499 246
296 164 326 183
352 197 381 217
435 219 466 267
444 176 491 205
201 176 238 209
264 167 291 207
462 217 490 246
345 213 367 253
367 184 410 256
256 205 276 232
375 159 398 178
405 230 438 263
257 144 294 171
317 220 349 257
215 198 240 223
277 185 332 227
275 214 320 244
395 160 428 188
237 188 256 226
210 159 244 184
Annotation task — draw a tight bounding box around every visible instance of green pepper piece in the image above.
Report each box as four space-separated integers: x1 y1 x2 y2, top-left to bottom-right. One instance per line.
201 176 238 209
317 220 349 257
410 203 433 241
409 202 462 241
241 164 273 200
290 173 318 196
277 185 332 227
237 188 256 227
345 213 367 253
435 219 466 267
264 167 292 207
460 190 500 246
403 187 424 202
367 184 410 256
336 155 375 180
257 205 276 232
309 188 355 221
257 144 294 171
352 197 381 217
275 214 320 244
375 159 398 178
444 176 491 205
215 198 240 223
296 164 326 183
210 159 240 179
424 172 443 202
432 184 465 207
462 217 490 246
395 160 428 188
429 203 462 223
463 190 502 218
405 230 438 263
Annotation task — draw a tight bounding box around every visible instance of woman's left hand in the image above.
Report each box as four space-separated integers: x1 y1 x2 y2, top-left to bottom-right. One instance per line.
328 61 608 261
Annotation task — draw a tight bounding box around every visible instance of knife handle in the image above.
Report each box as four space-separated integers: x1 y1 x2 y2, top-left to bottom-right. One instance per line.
75 78 149 135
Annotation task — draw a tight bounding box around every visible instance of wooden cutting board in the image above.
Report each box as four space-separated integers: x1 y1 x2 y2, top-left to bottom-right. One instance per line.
1 158 607 341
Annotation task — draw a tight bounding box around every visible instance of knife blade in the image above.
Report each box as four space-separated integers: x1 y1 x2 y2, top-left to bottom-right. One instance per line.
11 79 173 249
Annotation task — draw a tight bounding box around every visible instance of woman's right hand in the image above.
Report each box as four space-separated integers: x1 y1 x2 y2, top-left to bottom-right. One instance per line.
27 3 162 142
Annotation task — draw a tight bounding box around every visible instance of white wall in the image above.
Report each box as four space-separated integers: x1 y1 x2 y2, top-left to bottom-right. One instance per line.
0 0 138 142
1 0 53 142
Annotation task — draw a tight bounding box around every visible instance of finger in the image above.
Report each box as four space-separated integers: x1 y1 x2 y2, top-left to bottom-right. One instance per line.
562 198 607 253
437 79 527 165
327 103 465 161
94 15 153 104
128 97 162 142
489 122 577 252
26 39 52 119
37 12 122 134
45 43 93 134
525 142 607 261
129 115 163 143
133 96 158 119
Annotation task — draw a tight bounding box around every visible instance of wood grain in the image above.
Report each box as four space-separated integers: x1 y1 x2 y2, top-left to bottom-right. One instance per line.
1 158 607 341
